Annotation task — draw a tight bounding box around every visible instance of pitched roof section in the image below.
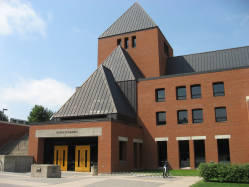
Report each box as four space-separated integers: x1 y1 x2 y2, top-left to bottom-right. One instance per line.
53 65 135 119
166 46 249 75
99 3 157 38
102 45 143 81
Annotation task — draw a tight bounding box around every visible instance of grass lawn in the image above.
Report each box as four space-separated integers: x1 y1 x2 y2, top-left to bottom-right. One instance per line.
131 169 199 176
191 180 249 187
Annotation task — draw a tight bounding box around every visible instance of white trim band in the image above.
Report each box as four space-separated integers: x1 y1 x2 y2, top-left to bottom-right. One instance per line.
133 138 143 143
118 136 128 142
176 136 191 141
215 135 231 139
246 96 249 102
36 127 102 138
191 136 206 140
155 137 168 141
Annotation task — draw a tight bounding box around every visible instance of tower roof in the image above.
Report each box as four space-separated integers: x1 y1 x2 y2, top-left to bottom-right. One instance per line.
53 65 135 119
102 45 143 81
99 2 157 38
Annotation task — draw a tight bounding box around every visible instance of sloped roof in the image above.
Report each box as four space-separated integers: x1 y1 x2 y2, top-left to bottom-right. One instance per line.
53 65 135 119
166 46 249 75
99 2 157 38
102 45 143 81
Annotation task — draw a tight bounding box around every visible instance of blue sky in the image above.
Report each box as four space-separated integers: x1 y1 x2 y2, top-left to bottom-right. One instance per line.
0 0 249 120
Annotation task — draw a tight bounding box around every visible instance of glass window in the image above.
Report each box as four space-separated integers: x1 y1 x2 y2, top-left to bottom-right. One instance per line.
213 82 225 96
124 37 128 49
215 107 227 122
192 109 203 123
132 36 136 48
191 84 201 99
176 86 186 100
155 88 165 102
119 141 127 161
117 39 121 46
178 110 188 124
156 112 166 125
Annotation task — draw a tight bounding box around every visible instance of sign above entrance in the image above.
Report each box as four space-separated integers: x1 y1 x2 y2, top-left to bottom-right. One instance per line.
35 127 102 138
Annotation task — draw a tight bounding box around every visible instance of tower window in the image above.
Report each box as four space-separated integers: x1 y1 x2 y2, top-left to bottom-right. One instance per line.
178 110 188 124
215 107 227 122
176 86 186 100
132 36 136 48
124 37 128 49
156 112 166 125
117 39 121 46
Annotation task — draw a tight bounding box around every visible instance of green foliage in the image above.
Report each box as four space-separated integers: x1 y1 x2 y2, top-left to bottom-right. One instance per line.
0 111 8 121
191 180 249 187
28 105 54 123
199 163 249 183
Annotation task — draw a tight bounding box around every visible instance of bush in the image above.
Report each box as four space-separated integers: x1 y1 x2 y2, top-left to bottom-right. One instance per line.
199 163 249 183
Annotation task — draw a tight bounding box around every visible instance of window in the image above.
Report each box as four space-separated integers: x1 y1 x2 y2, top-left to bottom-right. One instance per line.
157 141 167 167
217 139 230 162
178 110 188 124
164 43 169 56
176 86 186 100
213 82 225 96
132 36 136 48
215 107 227 122
192 109 203 123
117 39 121 46
155 88 165 102
156 112 166 125
124 37 128 49
119 141 127 161
191 84 201 99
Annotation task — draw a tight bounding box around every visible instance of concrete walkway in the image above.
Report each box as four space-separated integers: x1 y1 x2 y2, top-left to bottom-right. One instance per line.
0 172 201 187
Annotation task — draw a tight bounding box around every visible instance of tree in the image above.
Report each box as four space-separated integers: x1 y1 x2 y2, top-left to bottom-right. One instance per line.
28 105 54 123
0 111 8 121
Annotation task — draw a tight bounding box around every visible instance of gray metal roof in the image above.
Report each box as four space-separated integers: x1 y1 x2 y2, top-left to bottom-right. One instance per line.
53 65 135 119
99 2 157 38
102 45 143 81
166 46 249 75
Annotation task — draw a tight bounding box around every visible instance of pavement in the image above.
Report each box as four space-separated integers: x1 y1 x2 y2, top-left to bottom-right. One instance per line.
0 171 201 187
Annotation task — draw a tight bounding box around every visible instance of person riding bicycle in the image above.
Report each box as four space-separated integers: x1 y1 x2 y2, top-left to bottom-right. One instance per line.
163 160 169 178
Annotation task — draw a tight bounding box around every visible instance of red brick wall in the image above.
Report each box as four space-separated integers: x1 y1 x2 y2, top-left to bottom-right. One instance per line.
111 121 143 172
137 68 249 169
0 122 29 148
98 28 172 78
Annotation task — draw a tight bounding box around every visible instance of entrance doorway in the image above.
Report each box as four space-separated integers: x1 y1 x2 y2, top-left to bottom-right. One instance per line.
178 140 190 168
54 145 68 171
75 145 90 172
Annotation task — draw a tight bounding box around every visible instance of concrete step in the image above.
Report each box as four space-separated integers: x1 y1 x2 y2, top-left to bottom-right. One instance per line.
0 133 29 155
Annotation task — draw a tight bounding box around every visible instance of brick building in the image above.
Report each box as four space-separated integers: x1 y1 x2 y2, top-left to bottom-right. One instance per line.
29 3 249 173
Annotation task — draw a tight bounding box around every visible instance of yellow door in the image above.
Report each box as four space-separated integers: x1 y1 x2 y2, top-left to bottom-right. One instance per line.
75 145 90 172
54 146 68 171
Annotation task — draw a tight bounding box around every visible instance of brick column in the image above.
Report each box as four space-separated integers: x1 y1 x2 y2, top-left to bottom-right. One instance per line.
168 138 179 169
205 137 218 163
189 140 195 169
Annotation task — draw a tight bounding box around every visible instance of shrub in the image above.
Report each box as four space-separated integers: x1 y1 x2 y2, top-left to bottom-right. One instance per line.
199 163 249 183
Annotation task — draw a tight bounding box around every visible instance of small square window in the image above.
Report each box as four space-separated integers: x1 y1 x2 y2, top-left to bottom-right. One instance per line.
156 112 166 125
155 88 165 102
124 37 128 49
132 36 136 48
176 86 186 100
178 110 188 124
192 109 203 123
117 39 121 46
213 82 225 96
191 84 201 99
215 107 227 122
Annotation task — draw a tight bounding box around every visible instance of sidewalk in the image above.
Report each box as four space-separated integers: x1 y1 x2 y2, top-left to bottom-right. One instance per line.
0 171 201 187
